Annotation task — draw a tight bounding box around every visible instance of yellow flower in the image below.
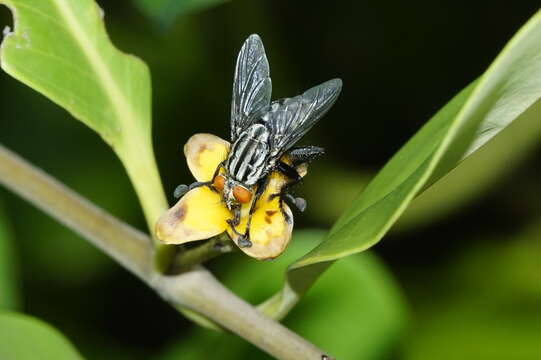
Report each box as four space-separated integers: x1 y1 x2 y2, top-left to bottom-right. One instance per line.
155 133 307 260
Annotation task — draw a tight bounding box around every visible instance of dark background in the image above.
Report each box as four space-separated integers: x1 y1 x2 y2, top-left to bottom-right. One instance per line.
0 0 540 359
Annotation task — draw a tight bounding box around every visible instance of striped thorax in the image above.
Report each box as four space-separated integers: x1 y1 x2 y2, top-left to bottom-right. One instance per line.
226 123 271 185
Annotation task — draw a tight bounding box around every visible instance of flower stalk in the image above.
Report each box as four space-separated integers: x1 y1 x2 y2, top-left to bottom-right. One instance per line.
168 233 236 274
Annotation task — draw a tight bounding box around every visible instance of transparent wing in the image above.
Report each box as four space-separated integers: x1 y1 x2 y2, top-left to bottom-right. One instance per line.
230 34 272 141
263 78 342 158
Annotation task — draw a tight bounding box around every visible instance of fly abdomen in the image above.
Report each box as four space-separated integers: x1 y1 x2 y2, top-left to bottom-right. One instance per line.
227 123 270 185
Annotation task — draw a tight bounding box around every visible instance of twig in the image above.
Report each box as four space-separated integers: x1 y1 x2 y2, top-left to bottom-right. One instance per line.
168 233 236 274
156 268 330 360
0 142 331 360
0 143 153 280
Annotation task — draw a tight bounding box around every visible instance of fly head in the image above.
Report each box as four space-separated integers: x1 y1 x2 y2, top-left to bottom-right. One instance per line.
212 172 254 210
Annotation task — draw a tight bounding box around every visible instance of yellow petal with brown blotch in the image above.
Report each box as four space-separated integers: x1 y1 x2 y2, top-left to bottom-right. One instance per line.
184 133 230 182
227 171 295 260
159 132 310 257
156 186 231 244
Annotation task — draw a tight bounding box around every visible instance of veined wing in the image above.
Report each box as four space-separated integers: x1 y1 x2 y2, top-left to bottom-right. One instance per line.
230 34 272 141
263 78 342 158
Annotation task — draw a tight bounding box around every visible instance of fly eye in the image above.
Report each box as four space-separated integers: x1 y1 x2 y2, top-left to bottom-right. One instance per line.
233 185 252 204
213 174 226 191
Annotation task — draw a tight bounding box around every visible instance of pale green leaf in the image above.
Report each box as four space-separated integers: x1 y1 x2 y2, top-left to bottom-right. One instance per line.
0 311 84 360
0 0 213 327
261 8 541 317
0 0 167 229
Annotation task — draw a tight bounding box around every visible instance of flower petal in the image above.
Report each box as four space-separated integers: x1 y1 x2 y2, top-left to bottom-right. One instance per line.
184 133 230 182
156 186 230 244
227 171 294 260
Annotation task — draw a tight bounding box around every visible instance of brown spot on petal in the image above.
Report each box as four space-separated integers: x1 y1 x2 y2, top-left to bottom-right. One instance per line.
194 144 208 167
174 204 187 222
265 210 278 224
198 144 208 154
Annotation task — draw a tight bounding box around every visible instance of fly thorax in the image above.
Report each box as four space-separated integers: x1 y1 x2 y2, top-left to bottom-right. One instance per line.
226 123 270 185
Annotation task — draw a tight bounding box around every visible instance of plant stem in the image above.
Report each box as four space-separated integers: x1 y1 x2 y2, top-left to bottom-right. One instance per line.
168 233 236 274
0 143 152 280
0 143 331 360
156 268 329 360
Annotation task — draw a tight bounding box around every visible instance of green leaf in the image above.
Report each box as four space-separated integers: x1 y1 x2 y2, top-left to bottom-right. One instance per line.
133 0 228 28
159 230 407 360
281 234 406 359
0 0 167 230
261 8 541 317
0 204 19 310
0 0 212 328
0 311 84 360
399 98 541 231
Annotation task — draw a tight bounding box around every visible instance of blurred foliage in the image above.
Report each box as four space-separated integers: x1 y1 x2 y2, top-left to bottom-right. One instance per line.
159 230 407 359
0 203 18 309
401 223 541 360
302 163 371 226
133 0 228 28
0 311 84 359
0 0 539 359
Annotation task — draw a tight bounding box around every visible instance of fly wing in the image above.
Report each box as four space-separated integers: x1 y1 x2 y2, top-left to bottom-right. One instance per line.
263 78 342 158
230 34 272 141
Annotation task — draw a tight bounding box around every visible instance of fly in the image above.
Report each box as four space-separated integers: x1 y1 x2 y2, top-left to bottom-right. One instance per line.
174 34 342 248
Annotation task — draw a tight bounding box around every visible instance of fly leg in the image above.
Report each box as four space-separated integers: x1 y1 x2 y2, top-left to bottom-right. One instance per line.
275 161 307 212
282 193 307 212
275 146 324 211
226 204 253 248
173 161 226 199
276 161 302 182
173 181 211 198
226 205 245 237
269 192 293 224
232 177 269 248
287 145 325 166
279 195 293 224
